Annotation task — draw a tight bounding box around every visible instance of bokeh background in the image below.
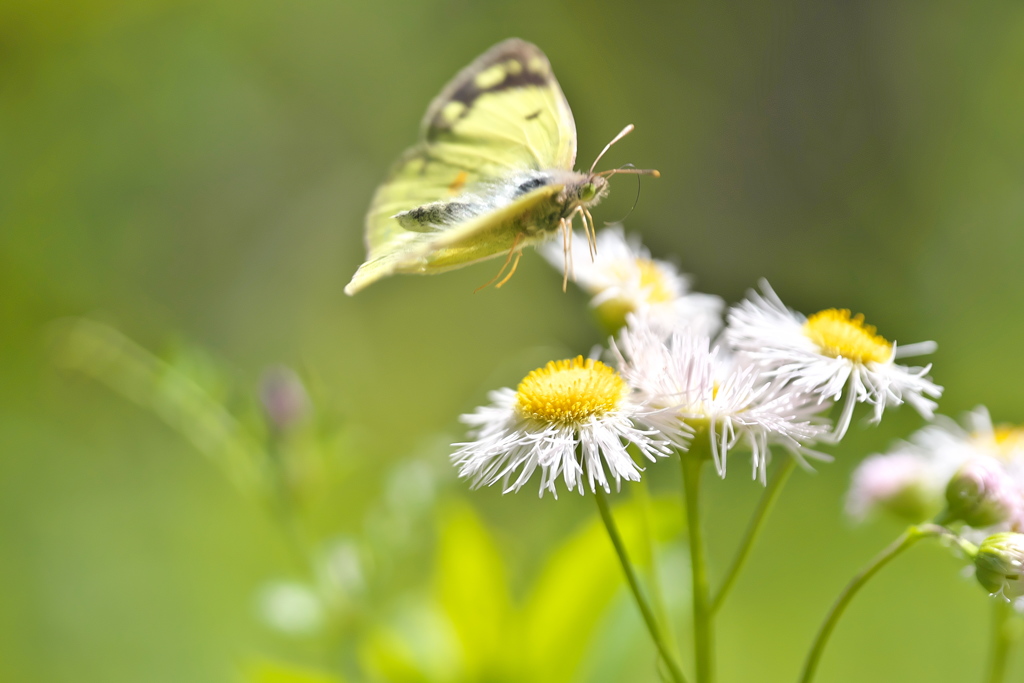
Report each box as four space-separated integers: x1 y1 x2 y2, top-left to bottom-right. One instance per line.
3 1 1024 681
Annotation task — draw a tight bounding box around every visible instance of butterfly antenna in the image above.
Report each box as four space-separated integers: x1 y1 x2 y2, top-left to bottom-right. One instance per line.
597 167 660 178
604 164 644 225
589 124 636 175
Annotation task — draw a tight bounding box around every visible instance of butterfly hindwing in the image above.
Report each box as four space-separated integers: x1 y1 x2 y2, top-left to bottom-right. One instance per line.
347 39 578 294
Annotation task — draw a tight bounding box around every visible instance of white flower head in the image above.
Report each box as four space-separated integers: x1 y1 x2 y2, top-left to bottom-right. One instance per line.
612 316 832 483
452 356 671 497
725 280 943 440
542 225 724 336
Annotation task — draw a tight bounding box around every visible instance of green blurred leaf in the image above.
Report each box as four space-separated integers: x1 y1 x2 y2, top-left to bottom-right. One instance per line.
358 600 461 683
244 659 345 683
518 496 683 683
51 317 266 495
359 628 433 683
434 502 513 680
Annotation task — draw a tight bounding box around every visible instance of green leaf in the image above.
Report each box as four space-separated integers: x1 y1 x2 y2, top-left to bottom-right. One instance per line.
358 601 461 683
244 659 345 683
434 501 513 680
51 318 265 495
518 496 683 682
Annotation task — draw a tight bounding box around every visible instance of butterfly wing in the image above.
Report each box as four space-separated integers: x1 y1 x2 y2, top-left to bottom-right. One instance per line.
346 39 577 294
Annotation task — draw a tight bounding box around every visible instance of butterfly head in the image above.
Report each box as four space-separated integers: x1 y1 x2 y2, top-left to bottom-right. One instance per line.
573 175 610 207
584 124 659 201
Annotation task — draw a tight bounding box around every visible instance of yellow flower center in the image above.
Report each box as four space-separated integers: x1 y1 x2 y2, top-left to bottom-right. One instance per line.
595 259 675 334
515 356 629 425
802 309 893 363
636 259 675 303
976 425 1024 459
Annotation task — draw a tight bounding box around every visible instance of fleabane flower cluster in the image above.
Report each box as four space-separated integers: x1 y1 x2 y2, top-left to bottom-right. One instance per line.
457 228 936 496
726 280 942 441
846 407 1024 530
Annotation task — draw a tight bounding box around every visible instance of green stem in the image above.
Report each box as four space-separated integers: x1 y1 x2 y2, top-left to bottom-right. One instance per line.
712 456 796 614
986 598 1015 683
633 474 677 654
594 488 689 683
681 450 713 683
798 524 945 683
266 434 313 570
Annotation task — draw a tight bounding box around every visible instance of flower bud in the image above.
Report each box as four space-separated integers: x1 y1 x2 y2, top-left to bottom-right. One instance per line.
974 533 1024 598
259 366 310 432
945 457 1020 527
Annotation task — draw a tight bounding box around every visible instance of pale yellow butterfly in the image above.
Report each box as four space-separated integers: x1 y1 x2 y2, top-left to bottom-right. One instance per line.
345 38 657 295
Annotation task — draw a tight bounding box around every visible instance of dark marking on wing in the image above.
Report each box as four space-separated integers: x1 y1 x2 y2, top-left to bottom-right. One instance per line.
525 109 542 120
425 40 552 140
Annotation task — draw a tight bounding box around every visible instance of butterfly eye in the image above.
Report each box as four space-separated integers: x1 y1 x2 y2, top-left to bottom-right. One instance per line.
578 183 598 202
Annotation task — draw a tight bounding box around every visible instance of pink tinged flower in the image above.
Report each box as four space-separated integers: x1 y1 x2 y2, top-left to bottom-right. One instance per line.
846 453 946 523
846 407 1024 529
946 457 1023 528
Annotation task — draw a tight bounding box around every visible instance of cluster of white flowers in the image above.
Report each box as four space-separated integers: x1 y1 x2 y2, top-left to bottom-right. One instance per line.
452 227 942 496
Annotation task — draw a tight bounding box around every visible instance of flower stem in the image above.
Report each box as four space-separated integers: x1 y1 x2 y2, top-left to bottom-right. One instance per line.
594 487 689 683
986 598 1015 683
798 524 945 683
633 474 678 655
712 456 796 614
680 451 713 683
266 434 312 570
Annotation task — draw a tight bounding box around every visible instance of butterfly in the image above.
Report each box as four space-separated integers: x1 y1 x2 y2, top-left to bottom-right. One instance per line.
344 38 657 295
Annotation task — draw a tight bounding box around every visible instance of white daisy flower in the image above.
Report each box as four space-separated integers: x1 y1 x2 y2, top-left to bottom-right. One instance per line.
541 225 724 336
611 317 831 483
846 407 1024 527
451 356 671 497
725 280 942 441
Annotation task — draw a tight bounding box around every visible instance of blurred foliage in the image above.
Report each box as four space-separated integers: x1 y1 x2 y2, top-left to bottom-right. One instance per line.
47 318 688 682
4 0 1024 681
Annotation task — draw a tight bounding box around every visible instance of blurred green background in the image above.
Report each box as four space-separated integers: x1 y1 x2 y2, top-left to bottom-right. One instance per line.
3 1 1024 681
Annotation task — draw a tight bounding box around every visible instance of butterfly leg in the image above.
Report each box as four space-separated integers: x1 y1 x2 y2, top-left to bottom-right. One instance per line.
475 232 525 292
494 249 522 288
560 217 572 292
583 208 598 259
568 205 596 260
